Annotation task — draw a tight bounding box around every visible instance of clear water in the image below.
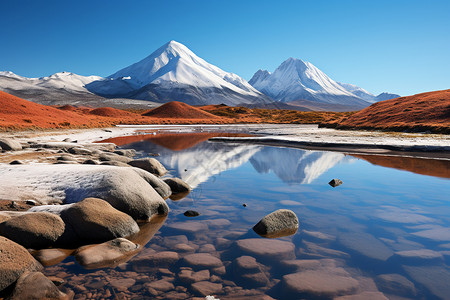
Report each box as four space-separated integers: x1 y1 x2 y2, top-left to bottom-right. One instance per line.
45 134 450 299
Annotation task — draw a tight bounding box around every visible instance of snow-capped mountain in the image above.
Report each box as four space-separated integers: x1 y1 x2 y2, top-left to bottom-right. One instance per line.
248 58 370 107
87 40 272 106
337 82 376 102
374 92 400 101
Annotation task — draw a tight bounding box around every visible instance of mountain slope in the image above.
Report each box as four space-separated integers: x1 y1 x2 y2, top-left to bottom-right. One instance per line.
321 89 450 133
249 58 370 108
88 40 271 106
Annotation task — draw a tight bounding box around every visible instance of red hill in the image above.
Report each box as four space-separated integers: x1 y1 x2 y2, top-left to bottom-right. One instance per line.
0 91 95 129
89 107 135 118
143 101 221 119
323 90 450 133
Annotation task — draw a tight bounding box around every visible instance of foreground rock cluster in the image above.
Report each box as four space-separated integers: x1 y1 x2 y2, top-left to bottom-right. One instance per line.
0 137 191 298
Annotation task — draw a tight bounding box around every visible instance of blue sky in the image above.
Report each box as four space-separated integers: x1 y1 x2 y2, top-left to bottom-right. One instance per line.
1 0 449 96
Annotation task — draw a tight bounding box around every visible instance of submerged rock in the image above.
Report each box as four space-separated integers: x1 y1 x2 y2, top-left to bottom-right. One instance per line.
8 271 73 300
234 238 295 262
184 210 200 217
191 281 223 297
329 178 343 187
128 158 168 176
0 212 65 249
61 197 139 243
75 238 139 269
253 209 299 238
375 273 416 297
164 178 191 194
0 237 43 291
182 253 223 270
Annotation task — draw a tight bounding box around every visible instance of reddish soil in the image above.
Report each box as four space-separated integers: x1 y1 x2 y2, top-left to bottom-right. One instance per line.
89 107 135 118
322 90 450 133
353 154 450 179
143 101 221 119
100 132 255 151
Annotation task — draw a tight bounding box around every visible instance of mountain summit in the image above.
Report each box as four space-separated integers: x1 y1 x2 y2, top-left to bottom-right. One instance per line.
89 40 271 106
249 57 370 108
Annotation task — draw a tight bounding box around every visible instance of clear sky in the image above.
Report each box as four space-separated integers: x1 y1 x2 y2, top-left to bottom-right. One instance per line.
1 0 449 96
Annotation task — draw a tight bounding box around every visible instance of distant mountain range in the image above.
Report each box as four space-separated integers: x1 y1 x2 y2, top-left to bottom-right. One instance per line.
0 40 400 110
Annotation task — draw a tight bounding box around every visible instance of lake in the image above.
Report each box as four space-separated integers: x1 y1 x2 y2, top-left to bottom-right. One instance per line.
44 132 450 299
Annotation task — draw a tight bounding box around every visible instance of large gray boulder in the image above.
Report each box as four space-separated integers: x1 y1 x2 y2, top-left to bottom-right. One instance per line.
61 198 139 243
0 212 65 249
0 138 22 151
128 158 168 176
132 168 171 199
0 165 169 220
253 209 299 238
0 237 43 291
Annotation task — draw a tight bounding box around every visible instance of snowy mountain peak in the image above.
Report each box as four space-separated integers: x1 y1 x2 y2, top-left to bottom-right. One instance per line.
108 40 266 102
249 69 271 86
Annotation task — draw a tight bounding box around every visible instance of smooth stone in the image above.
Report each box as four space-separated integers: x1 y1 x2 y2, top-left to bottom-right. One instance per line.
61 197 139 243
128 158 168 176
302 230 336 242
68 147 92 155
329 178 343 187
282 270 358 299
132 251 179 269
75 238 139 269
8 271 73 300
132 168 171 199
240 272 269 287
205 219 232 228
184 210 200 217
0 138 22 151
0 165 169 220
164 177 191 194
109 278 136 290
166 221 209 234
215 238 232 250
173 243 196 253
9 160 23 165
298 240 350 259
161 235 189 247
82 159 98 165
100 161 131 167
32 248 73 267
375 273 416 297
403 265 450 300
411 227 450 242
391 249 444 265
253 209 299 238
146 279 174 292
338 232 393 261
182 253 223 269
0 237 43 291
191 281 223 297
198 244 216 253
334 291 389 300
0 212 65 248
114 149 136 157
233 256 260 273
234 238 295 262
99 152 132 163
178 269 210 284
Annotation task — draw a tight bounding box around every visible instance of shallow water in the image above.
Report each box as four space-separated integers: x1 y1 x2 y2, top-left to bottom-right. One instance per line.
45 133 450 299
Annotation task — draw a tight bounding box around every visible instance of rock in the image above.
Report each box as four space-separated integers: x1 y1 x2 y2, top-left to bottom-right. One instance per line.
182 253 223 270
56 155 77 161
132 251 179 269
240 272 269 287
411 227 450 242
199 244 216 253
205 219 232 228
0 212 65 248
82 159 98 165
403 265 450 299
25 199 37 206
0 165 169 220
173 243 196 253
253 209 299 238
234 256 260 273
282 270 358 299
338 232 393 261
28 204 75 215
212 266 226 276
100 161 131 167
329 178 343 187
0 237 43 291
302 230 335 242
164 177 191 194
0 214 11 224
146 279 174 292
191 281 223 297
161 235 189 248
75 238 139 269
132 168 171 199
61 198 139 243
8 271 73 300
9 160 23 165
68 147 92 155
215 238 232 250
128 158 168 176
99 152 132 163
178 269 210 284
0 138 22 151
166 221 208 234
184 210 200 217
334 292 389 300
114 149 136 157
110 278 136 290
32 248 73 267
234 239 295 262
390 249 444 265
375 273 416 297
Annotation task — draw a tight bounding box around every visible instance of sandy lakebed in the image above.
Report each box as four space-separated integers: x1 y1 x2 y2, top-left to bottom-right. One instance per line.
0 124 449 299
